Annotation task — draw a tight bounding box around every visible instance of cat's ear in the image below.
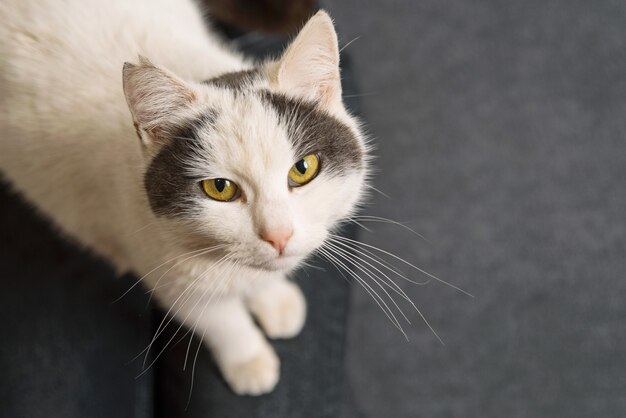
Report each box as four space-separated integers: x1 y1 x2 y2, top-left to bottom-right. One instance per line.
122 57 197 147
274 10 342 109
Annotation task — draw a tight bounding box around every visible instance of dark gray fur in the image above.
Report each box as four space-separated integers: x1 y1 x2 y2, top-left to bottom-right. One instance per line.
203 69 260 90
144 111 215 217
206 69 363 176
144 76 363 218
259 91 363 176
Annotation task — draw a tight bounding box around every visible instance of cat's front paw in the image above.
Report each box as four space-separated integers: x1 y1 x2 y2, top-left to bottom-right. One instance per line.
247 280 306 339
221 343 279 396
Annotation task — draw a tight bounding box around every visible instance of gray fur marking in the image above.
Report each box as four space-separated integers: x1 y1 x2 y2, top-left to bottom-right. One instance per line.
260 91 363 176
143 86 363 219
203 69 260 90
144 111 215 217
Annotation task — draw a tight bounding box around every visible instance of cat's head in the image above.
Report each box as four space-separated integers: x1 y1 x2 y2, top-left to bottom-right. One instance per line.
122 11 369 272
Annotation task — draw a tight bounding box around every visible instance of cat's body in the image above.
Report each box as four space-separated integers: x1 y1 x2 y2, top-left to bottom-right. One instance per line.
0 0 367 395
0 0 244 272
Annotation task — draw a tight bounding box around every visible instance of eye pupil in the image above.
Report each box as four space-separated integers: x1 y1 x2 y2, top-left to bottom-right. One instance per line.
201 178 239 202
295 159 308 174
288 153 320 187
214 178 226 192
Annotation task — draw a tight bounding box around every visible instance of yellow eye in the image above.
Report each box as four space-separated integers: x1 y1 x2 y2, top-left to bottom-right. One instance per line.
201 178 240 202
288 154 320 187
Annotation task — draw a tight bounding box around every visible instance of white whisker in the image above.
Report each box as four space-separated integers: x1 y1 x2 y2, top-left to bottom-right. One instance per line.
113 245 225 304
146 244 226 304
325 241 411 324
325 241 444 345
186 261 241 408
299 260 326 272
330 234 474 298
141 254 229 359
339 35 360 53
127 221 159 236
350 215 430 242
326 241 415 304
329 237 429 286
366 184 390 198
318 247 407 338
136 254 233 373
183 260 239 370
345 218 373 232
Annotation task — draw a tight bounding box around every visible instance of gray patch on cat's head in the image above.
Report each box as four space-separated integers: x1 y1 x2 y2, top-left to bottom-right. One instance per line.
203 69 260 90
144 111 215 217
143 88 363 219
259 91 363 176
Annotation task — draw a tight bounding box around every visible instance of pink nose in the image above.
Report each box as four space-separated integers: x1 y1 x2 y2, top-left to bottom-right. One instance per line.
260 227 293 254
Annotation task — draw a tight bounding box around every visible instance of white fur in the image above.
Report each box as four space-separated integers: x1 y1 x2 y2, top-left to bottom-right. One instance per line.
0 0 367 395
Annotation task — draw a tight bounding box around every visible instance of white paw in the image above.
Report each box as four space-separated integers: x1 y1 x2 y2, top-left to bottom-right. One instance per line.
248 280 306 339
220 343 280 396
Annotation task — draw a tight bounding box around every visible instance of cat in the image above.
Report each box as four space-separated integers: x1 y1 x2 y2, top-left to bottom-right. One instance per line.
0 0 368 395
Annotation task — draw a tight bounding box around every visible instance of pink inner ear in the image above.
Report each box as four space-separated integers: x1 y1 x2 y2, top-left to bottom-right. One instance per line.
318 82 338 108
123 60 198 140
275 11 342 107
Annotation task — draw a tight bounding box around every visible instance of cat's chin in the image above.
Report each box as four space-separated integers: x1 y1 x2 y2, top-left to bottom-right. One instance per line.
251 255 302 273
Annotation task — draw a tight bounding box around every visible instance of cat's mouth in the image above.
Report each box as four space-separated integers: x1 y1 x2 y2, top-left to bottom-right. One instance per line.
244 253 302 272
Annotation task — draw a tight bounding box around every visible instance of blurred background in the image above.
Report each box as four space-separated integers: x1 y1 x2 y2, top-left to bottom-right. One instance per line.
324 1 626 417
1 1 625 417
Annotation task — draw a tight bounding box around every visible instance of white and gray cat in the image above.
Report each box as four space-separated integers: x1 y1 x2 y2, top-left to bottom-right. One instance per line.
0 0 368 395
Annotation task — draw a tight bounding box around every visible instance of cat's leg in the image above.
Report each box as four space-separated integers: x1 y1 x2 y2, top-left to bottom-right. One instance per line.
172 295 279 395
244 274 306 339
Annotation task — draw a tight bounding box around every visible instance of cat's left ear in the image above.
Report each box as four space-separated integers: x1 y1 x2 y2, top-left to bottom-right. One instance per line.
274 10 342 109
122 56 198 147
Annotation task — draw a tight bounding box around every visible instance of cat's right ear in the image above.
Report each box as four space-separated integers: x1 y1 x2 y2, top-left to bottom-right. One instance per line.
122 57 197 148
273 11 341 110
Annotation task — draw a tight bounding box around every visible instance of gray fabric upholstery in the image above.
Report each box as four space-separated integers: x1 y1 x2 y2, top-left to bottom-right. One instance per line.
0 184 154 418
326 1 626 417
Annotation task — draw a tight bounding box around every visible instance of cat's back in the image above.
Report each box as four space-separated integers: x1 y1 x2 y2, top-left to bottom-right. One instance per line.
0 0 240 122
0 0 243 175
0 0 243 259
0 0 193 90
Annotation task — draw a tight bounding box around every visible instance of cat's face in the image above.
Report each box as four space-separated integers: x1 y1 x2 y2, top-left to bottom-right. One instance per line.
123 12 368 272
